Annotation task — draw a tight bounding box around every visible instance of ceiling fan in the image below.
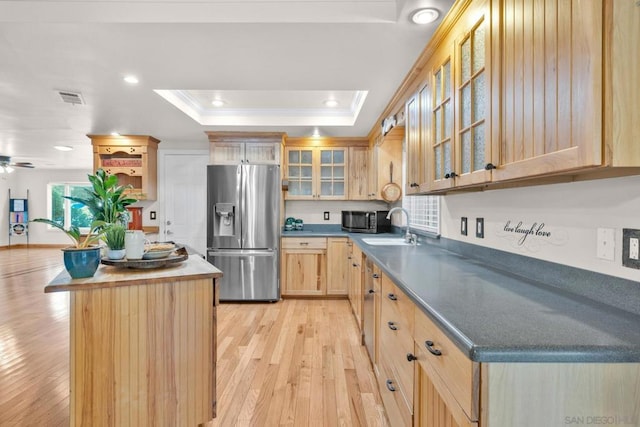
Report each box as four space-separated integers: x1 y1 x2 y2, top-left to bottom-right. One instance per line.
0 155 35 173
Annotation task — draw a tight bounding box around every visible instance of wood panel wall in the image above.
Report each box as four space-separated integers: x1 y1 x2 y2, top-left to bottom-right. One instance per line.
69 278 215 426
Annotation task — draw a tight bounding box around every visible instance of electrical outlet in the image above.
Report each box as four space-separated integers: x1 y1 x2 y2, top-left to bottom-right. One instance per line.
461 217 468 236
622 228 640 269
596 228 615 261
150 211 156 220
476 218 484 238
324 211 330 221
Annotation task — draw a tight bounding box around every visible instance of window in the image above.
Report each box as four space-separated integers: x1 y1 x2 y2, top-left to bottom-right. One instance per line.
403 195 440 234
48 183 93 230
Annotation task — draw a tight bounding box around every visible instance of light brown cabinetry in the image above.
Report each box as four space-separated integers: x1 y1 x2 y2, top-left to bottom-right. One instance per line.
207 131 284 165
414 307 479 425
281 237 350 297
492 0 603 181
326 237 349 295
284 146 347 200
348 146 370 200
385 0 640 195
378 274 415 426
89 134 159 200
423 0 492 192
281 237 327 296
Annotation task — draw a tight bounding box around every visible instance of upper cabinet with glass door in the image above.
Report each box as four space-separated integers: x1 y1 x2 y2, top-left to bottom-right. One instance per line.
285 146 348 200
455 1 492 187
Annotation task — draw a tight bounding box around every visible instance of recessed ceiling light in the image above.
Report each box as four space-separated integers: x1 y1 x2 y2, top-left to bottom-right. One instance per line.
312 128 321 137
54 145 73 151
123 75 139 84
324 99 339 108
411 8 439 24
110 132 121 137
211 99 225 107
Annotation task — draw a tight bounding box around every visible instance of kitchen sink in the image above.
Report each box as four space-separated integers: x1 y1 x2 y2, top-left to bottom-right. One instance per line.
361 237 416 246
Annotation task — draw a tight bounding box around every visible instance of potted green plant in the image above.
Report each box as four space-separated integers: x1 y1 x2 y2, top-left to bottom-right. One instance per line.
65 168 137 227
103 224 126 260
31 218 107 278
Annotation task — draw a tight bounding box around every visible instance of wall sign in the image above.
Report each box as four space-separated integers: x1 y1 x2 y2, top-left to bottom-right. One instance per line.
496 220 569 252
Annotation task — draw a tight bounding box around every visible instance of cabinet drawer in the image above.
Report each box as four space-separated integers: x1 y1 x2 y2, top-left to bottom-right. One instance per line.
377 350 412 427
97 146 146 155
414 308 479 421
281 237 327 249
382 277 414 333
102 167 143 177
380 276 414 409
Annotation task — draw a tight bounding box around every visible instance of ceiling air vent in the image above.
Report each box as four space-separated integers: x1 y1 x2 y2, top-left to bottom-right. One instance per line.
58 91 85 105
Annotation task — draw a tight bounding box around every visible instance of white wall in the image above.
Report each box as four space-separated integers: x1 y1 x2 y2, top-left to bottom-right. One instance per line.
440 175 640 282
8 168 94 245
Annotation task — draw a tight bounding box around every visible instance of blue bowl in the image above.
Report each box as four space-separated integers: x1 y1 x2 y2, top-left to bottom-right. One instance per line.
62 247 101 279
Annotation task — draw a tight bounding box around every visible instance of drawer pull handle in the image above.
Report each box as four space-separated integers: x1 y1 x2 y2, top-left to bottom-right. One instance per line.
387 321 397 331
425 340 442 356
406 353 417 362
385 380 396 392
387 293 397 301
300 242 309 246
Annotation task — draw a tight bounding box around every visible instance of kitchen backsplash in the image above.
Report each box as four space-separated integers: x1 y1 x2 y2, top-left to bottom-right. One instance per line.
441 174 640 282
285 200 389 225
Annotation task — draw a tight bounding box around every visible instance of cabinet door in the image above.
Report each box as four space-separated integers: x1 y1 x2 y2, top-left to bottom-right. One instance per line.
326 238 349 295
210 142 244 164
317 148 347 200
244 142 280 164
454 0 493 187
414 345 477 427
492 0 603 181
428 53 456 192
348 146 369 200
406 93 422 194
368 142 379 199
281 249 326 296
285 148 314 199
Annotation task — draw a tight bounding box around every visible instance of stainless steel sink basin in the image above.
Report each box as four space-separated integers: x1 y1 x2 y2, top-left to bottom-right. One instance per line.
361 237 415 246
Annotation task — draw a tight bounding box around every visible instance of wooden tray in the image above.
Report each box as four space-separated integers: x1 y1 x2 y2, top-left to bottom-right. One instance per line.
101 246 188 269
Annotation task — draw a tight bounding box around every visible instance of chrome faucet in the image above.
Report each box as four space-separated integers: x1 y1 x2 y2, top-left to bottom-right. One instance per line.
386 207 417 245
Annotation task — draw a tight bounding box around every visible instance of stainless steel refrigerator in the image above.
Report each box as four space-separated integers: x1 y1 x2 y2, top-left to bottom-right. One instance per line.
206 164 280 301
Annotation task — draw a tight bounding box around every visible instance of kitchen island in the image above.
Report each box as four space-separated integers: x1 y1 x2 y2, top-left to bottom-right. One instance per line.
46 255 222 427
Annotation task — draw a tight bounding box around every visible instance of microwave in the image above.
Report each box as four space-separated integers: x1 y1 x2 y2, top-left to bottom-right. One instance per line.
341 210 391 233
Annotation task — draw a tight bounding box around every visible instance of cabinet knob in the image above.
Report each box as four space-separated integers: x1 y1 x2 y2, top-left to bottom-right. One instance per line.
385 379 396 392
445 171 457 179
387 293 397 301
406 353 417 362
410 182 419 188
485 163 496 170
372 273 380 279
387 321 397 331
425 340 442 356
368 289 375 294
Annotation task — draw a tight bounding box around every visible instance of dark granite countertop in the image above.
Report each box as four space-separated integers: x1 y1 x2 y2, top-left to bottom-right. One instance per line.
281 226 640 363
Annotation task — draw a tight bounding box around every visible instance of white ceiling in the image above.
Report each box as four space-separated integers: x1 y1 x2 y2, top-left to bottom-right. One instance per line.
0 0 454 169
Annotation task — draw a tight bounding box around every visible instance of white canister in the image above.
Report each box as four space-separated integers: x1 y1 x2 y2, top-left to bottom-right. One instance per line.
125 230 148 260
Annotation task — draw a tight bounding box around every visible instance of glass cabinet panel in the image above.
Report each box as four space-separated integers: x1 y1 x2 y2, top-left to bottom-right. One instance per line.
287 149 313 196
318 149 346 197
432 58 453 182
458 17 487 175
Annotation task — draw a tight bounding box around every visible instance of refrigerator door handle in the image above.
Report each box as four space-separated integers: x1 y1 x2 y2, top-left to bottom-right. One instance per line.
208 250 277 257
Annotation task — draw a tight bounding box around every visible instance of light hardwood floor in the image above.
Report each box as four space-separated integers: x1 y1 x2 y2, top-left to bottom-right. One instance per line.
0 248 387 426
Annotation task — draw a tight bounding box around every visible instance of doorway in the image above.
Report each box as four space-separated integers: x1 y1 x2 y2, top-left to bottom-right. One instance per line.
161 151 209 255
